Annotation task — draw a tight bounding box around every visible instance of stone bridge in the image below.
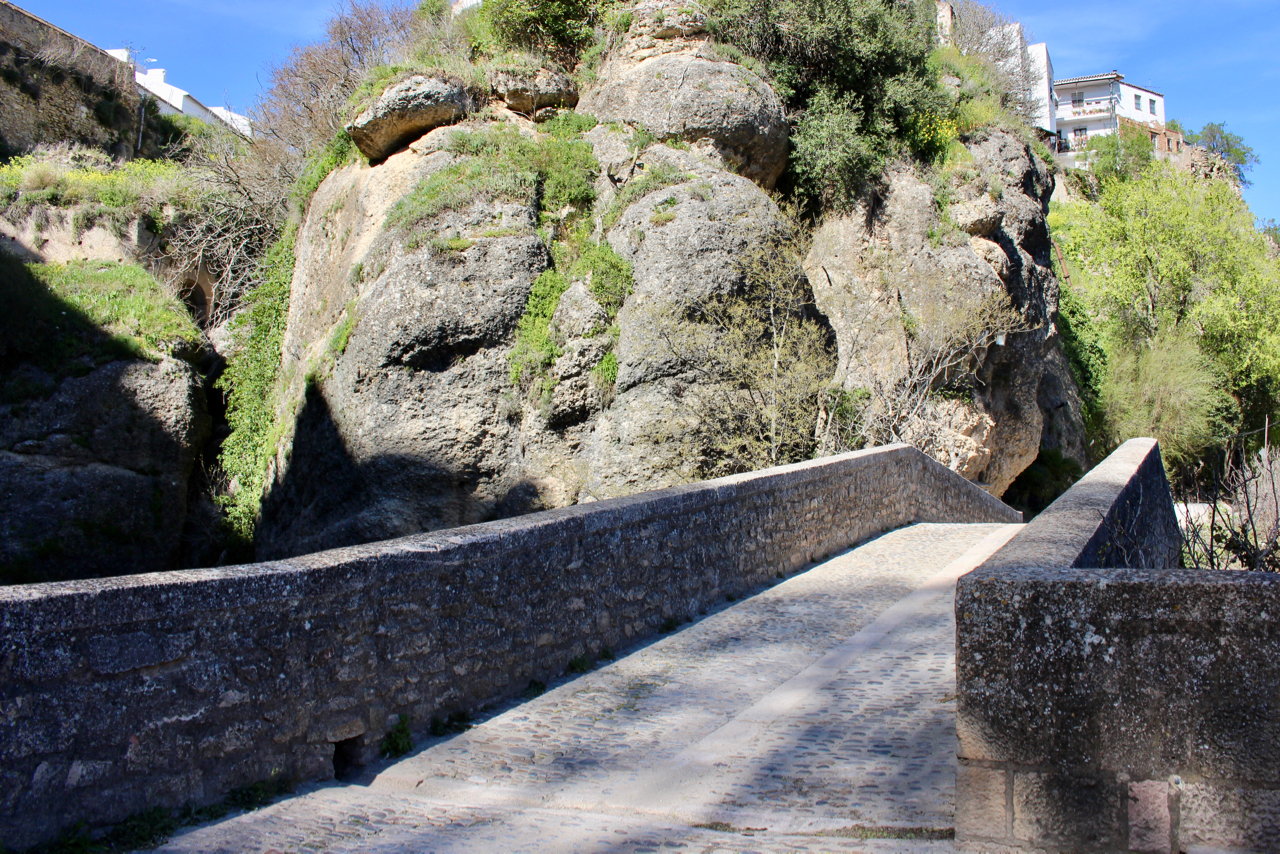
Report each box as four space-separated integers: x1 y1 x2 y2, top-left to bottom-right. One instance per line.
4 440 1278 852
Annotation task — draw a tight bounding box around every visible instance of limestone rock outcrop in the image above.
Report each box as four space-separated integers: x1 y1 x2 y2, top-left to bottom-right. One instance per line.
490 68 578 116
578 0 788 188
805 129 1085 495
347 75 475 162
0 358 209 582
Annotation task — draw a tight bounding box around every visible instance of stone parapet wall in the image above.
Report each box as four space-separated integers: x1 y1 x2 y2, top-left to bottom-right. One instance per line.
0 0 137 157
955 438 1280 853
0 444 1017 849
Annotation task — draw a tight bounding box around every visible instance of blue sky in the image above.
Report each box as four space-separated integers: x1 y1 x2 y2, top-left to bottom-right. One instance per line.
22 0 1280 222
1000 0 1279 223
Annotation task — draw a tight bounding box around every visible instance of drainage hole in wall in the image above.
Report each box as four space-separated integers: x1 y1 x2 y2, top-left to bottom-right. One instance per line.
332 736 364 781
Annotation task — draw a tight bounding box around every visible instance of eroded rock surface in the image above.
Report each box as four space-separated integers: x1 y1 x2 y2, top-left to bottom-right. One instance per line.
578 0 788 188
0 358 209 581
490 68 578 115
805 130 1085 494
347 76 475 162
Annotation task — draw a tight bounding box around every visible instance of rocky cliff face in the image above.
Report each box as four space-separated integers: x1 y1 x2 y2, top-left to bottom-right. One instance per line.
0 357 209 582
806 131 1085 494
254 0 1083 558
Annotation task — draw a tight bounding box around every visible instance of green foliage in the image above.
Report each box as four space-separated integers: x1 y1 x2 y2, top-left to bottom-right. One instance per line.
1186 121 1259 186
591 350 619 385
569 240 632 317
539 110 598 139
0 257 201 403
510 269 571 384
1054 282 1108 444
215 224 297 542
1054 163 1280 389
328 302 359 356
381 716 413 757
292 131 356 211
706 0 947 210
479 0 594 63
566 654 592 673
387 124 596 235
1102 331 1232 467
0 155 192 228
1085 123 1154 187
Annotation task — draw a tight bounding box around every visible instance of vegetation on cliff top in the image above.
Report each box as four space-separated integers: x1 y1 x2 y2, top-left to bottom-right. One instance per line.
0 257 203 405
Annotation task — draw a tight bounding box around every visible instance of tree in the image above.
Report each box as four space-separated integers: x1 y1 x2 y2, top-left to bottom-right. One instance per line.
655 222 839 476
1187 121 1259 186
1086 122 1154 186
1051 162 1280 462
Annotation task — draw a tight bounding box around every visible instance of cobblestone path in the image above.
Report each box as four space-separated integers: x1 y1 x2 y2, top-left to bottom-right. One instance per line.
156 523 1020 854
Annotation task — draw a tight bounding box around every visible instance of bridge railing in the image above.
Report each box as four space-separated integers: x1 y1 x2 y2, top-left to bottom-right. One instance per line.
956 437 1280 853
1 443 1016 849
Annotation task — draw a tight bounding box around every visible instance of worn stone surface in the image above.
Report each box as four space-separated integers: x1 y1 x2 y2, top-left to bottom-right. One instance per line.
489 68 578 115
152 522 1019 853
578 0 787 188
953 439 1277 853
257 137 552 559
346 75 474 162
0 444 1017 848
0 358 209 582
805 129 1086 495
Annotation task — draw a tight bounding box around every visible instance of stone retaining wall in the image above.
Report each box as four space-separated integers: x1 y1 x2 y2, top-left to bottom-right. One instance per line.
956 438 1280 852
0 443 1016 848
0 0 138 157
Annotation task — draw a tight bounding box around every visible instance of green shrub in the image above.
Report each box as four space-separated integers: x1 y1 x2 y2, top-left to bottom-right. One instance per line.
569 239 632 317
509 269 571 384
1102 331 1233 467
591 350 618 385
1054 283 1108 446
216 224 297 542
387 124 597 235
706 0 947 210
291 131 357 211
380 716 413 757
479 0 594 63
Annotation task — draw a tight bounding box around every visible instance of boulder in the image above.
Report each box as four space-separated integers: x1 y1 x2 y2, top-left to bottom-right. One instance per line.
578 53 788 189
490 68 578 115
0 358 209 582
346 76 474 162
605 154 784 391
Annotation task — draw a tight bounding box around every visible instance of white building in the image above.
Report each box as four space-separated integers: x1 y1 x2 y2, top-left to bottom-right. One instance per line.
106 49 251 136
1024 42 1055 136
1052 71 1171 166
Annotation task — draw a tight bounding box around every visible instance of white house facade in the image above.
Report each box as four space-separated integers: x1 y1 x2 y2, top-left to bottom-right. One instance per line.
1051 71 1172 166
106 49 251 136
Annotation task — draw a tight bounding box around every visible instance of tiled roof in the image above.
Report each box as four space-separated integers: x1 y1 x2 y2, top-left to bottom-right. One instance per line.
1054 71 1122 86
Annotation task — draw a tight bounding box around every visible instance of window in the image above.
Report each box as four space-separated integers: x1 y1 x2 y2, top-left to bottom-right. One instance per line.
1149 98 1156 114
1073 127 1088 148
1072 91 1084 108
1135 94 1142 110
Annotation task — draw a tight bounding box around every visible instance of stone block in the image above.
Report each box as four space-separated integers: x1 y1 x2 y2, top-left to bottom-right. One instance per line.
1128 779 1171 853
1180 782 1280 852
1013 771 1125 849
956 763 1009 841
